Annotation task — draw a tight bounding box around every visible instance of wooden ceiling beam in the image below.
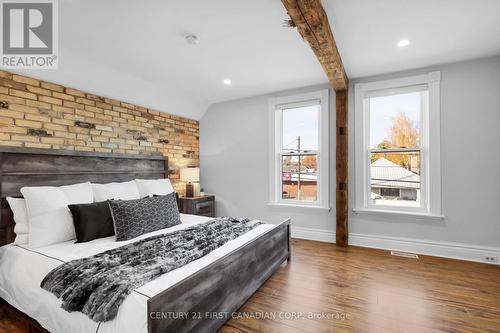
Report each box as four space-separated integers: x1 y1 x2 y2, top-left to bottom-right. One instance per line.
282 0 348 91
283 0 349 247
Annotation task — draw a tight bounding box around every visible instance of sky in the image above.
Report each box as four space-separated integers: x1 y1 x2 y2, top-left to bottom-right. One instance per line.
369 91 422 148
281 92 423 152
282 105 319 151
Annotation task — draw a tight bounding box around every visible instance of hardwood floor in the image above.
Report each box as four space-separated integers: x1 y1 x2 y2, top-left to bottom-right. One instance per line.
1 239 499 333
0 298 47 333
220 239 500 333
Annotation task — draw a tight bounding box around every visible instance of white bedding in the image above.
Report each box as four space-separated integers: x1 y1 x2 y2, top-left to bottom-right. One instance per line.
0 214 275 333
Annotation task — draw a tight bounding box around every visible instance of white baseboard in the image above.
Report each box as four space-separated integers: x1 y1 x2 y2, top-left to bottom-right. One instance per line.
290 226 335 243
349 233 500 265
290 227 500 265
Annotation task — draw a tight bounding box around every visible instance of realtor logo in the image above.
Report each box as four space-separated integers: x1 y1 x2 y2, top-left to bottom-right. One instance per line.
1 0 58 68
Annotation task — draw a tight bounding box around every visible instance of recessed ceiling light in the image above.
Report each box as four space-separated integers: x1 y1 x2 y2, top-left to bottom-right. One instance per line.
223 79 232 85
185 34 199 45
397 39 410 48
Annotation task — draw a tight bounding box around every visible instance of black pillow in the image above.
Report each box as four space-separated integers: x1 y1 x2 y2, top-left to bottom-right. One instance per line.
108 192 181 241
68 201 115 243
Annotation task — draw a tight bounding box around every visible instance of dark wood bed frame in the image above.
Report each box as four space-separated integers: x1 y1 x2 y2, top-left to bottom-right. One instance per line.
0 147 291 333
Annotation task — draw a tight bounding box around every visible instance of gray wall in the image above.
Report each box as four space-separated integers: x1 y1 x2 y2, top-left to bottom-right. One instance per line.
200 55 500 248
200 85 336 235
349 55 500 248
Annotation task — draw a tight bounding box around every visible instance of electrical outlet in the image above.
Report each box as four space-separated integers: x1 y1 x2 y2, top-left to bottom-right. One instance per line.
484 256 498 263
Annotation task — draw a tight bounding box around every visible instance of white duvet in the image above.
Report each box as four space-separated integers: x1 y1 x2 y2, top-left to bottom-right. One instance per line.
0 214 274 333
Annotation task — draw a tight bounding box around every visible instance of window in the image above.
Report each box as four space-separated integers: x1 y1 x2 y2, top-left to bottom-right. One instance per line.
354 72 442 217
380 188 400 198
269 90 329 209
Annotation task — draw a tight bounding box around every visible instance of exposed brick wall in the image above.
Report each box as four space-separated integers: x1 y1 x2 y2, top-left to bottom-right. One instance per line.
0 70 199 191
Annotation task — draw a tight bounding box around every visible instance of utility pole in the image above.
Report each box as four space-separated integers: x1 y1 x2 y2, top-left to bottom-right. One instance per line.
297 136 301 200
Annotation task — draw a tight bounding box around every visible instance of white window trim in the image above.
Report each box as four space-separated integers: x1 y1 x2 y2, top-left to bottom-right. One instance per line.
354 71 442 218
268 89 329 209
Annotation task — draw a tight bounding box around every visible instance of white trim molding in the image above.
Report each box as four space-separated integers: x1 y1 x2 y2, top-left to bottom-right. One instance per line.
352 208 444 220
354 71 442 218
349 233 500 265
267 203 331 212
268 89 329 210
290 226 335 243
291 229 500 265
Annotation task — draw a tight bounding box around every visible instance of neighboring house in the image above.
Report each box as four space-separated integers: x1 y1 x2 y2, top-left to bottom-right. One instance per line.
370 158 420 201
282 172 317 201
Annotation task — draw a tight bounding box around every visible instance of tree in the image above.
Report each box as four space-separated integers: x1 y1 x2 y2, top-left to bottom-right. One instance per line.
302 155 317 170
373 112 420 173
388 112 419 148
377 140 392 149
282 156 294 172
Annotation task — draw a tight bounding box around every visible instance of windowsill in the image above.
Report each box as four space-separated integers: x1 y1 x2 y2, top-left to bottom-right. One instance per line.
268 202 331 212
352 208 444 220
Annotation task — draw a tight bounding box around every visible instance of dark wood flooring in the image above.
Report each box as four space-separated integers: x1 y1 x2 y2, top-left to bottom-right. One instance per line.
1 239 499 333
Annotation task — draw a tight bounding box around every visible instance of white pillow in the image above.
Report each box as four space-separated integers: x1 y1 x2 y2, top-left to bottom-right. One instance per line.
6 197 29 245
21 182 93 248
92 181 140 202
134 178 174 198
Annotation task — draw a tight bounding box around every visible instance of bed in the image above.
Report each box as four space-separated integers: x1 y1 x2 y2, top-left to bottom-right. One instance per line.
0 147 291 333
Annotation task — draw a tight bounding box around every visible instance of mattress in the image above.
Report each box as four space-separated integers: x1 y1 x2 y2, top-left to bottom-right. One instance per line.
0 214 275 333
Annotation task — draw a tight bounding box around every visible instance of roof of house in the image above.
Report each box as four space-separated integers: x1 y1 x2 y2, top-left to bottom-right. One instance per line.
371 158 420 189
281 158 420 189
282 172 317 183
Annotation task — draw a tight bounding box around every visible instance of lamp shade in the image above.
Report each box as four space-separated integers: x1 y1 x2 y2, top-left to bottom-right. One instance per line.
180 167 199 183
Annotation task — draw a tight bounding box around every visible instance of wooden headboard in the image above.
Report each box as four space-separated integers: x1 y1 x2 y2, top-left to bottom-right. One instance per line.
0 147 168 246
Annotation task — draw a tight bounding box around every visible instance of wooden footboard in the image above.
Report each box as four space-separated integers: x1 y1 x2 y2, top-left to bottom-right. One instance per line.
147 218 291 333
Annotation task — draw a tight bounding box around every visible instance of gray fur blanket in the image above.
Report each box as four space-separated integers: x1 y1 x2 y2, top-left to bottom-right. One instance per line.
40 217 262 322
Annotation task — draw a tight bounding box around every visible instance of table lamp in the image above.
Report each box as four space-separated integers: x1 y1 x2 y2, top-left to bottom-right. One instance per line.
180 167 199 197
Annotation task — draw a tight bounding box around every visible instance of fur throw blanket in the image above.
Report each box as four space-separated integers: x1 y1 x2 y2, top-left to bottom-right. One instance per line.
40 217 262 322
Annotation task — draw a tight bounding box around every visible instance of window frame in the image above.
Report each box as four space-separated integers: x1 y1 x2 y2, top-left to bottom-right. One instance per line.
268 89 329 209
354 71 442 217
365 85 427 211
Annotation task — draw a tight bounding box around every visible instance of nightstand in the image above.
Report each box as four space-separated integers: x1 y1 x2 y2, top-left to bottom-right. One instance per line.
178 195 215 217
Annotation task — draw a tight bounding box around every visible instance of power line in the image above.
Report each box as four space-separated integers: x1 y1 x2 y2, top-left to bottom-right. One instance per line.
283 137 298 149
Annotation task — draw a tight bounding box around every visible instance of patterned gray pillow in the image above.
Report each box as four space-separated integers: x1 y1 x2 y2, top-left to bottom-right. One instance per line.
108 192 181 241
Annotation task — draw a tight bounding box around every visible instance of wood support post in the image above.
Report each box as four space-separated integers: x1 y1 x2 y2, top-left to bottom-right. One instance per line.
283 0 349 246
335 90 348 246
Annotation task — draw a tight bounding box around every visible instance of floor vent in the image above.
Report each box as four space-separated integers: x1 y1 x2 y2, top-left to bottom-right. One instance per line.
391 251 419 259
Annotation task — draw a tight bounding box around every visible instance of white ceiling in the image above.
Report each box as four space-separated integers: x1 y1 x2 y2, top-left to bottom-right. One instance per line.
12 1 500 120
325 0 500 78
15 0 326 120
